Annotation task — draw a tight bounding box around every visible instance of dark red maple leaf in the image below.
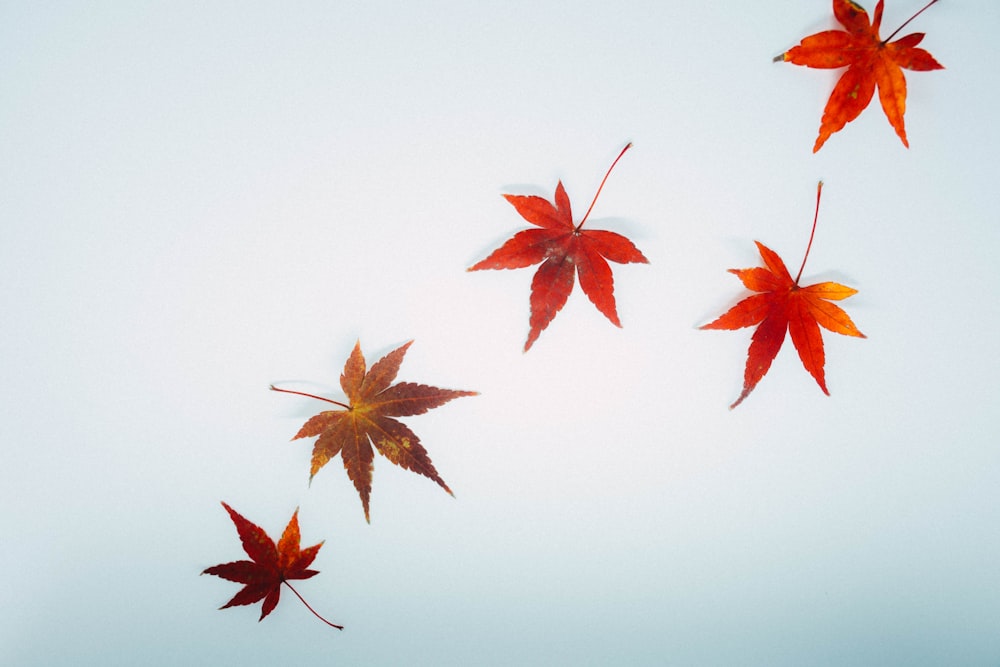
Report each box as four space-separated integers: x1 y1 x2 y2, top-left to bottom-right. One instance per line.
775 0 944 151
202 502 342 629
700 183 865 408
468 144 649 351
271 341 477 522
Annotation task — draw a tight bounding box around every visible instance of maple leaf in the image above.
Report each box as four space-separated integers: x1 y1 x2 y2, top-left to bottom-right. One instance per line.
700 183 865 408
775 0 944 151
202 502 343 629
468 143 649 351
271 341 477 522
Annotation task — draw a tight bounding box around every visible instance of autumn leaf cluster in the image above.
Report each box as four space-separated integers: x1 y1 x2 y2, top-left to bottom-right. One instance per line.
203 0 944 631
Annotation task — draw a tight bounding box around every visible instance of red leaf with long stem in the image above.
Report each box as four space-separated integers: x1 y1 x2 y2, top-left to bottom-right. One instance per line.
701 183 865 408
468 144 648 351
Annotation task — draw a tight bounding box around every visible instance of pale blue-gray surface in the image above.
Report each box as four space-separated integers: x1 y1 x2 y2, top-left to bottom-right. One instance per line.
2 1 999 665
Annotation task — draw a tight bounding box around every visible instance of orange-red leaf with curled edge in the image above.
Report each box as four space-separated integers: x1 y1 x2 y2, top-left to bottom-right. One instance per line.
202 502 342 629
776 0 943 151
468 145 648 351
272 341 477 522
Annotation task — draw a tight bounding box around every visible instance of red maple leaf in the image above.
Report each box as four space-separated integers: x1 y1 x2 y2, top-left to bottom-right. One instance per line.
468 144 649 351
202 502 342 629
775 0 944 151
271 341 477 522
700 183 865 408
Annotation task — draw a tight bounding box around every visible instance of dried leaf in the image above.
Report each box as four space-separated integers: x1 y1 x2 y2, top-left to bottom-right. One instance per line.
272 341 477 522
202 502 342 629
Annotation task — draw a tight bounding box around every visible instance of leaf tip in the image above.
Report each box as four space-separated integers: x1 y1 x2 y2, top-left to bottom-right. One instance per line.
729 387 752 409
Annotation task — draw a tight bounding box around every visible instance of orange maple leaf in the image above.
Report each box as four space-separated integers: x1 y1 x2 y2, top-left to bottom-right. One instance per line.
776 0 944 151
468 144 648 351
701 183 865 408
202 502 342 629
271 341 477 522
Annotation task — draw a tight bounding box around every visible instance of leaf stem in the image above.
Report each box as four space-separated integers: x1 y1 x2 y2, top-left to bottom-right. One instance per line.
282 581 344 630
575 143 632 231
883 0 939 43
270 385 350 410
794 181 823 286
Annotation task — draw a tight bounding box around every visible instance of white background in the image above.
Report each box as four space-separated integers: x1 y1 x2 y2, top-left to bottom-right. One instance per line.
3 1 999 665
